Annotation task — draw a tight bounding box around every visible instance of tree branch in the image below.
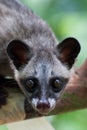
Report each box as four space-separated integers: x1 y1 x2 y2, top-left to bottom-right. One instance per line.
51 59 87 115
0 59 87 124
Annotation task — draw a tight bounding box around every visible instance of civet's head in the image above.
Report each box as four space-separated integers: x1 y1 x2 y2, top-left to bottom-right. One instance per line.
7 37 80 114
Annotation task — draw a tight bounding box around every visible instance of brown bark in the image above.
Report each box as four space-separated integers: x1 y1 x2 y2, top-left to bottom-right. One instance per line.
51 59 87 115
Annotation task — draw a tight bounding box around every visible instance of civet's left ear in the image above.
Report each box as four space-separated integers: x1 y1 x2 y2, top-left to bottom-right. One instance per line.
7 39 33 69
56 37 81 68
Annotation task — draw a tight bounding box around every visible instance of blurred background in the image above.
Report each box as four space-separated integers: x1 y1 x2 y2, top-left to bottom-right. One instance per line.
21 0 87 130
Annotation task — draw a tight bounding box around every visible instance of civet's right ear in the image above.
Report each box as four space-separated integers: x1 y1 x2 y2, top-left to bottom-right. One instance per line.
56 37 81 68
7 39 33 69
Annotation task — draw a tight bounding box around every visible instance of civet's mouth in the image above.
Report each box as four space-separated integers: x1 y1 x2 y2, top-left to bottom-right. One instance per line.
31 98 56 115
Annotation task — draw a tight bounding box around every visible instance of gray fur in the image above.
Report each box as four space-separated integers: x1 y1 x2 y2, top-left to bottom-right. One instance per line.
0 0 58 76
0 0 80 114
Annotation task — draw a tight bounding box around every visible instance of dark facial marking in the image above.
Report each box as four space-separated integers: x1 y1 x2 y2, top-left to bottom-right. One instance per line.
20 77 39 94
24 98 41 119
50 77 68 93
25 77 38 93
20 76 68 95
0 76 9 107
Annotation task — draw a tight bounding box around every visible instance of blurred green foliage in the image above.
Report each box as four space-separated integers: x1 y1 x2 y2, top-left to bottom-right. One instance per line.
48 109 87 130
21 0 87 130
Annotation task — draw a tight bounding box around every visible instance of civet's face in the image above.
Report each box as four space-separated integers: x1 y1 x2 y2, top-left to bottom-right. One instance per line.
7 38 80 114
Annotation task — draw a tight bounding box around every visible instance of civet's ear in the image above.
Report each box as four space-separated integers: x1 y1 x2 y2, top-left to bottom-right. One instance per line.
7 39 33 69
56 37 81 68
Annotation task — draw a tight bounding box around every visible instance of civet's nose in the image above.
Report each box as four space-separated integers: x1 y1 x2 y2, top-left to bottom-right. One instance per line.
36 100 50 110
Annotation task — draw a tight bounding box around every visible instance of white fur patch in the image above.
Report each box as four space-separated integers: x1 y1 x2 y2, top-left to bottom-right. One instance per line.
48 98 56 109
32 98 39 108
32 98 56 109
31 98 56 114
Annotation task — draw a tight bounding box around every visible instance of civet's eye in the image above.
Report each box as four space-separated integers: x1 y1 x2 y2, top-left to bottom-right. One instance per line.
26 79 34 88
25 79 36 93
51 78 63 92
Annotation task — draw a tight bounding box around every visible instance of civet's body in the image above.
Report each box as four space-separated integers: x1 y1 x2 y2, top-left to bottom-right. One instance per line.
0 0 80 114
